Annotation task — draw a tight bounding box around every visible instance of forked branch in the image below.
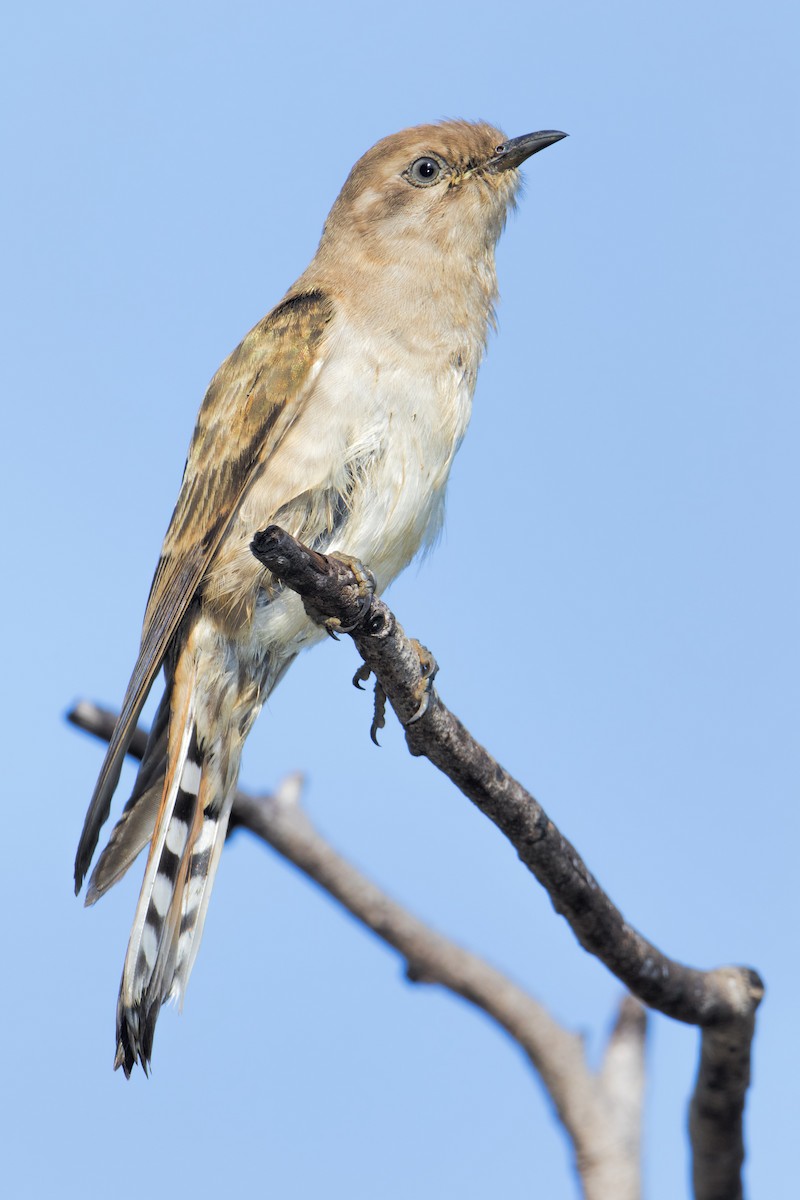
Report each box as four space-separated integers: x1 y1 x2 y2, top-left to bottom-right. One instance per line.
70 699 644 1200
68 523 762 1199
247 524 763 1200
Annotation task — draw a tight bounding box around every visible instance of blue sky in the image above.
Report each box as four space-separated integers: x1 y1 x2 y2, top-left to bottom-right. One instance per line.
2 2 797 1196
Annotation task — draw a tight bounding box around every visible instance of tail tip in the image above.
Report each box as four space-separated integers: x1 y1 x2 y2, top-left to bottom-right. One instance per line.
74 839 94 897
115 1003 156 1079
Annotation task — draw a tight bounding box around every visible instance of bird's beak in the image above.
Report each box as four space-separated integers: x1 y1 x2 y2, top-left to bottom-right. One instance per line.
486 130 568 172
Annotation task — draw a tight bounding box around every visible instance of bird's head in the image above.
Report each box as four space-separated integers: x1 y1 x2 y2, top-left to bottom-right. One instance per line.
319 120 566 267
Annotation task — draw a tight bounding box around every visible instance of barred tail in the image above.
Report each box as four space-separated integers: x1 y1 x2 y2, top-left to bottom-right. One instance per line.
114 649 238 1076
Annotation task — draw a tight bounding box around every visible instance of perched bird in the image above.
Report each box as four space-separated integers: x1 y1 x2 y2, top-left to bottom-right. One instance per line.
75 119 566 1075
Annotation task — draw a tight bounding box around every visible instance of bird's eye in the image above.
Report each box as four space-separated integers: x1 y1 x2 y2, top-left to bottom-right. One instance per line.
407 156 444 186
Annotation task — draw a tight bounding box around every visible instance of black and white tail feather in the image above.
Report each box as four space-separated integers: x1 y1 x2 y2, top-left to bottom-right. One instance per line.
84 631 255 1077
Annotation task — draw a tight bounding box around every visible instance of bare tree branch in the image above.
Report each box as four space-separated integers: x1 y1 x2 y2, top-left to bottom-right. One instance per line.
69 699 644 1200
247 524 763 1200
690 1019 756 1200
594 996 647 1194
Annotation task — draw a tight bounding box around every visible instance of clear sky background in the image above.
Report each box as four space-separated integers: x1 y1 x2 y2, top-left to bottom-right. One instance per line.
2 3 797 1197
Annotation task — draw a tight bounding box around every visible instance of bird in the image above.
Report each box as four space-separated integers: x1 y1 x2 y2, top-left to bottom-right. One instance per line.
74 119 566 1076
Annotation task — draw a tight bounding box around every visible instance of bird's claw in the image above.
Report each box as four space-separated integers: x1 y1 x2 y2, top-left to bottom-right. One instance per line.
370 681 387 744
354 639 437 741
352 663 371 690
405 640 438 725
352 665 387 744
324 554 377 635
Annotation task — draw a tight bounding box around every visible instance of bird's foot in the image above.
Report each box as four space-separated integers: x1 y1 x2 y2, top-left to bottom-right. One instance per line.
353 663 387 744
353 639 438 738
406 640 438 725
323 554 376 638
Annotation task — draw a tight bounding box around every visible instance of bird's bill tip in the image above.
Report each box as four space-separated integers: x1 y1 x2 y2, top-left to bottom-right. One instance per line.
488 130 568 171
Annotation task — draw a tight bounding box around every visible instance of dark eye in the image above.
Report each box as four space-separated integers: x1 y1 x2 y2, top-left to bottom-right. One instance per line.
407 156 444 186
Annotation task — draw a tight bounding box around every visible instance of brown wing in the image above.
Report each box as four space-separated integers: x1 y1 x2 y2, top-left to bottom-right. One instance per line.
75 289 334 892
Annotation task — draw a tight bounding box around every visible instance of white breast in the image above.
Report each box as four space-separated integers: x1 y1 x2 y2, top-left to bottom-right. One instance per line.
236 310 478 663
318 314 475 580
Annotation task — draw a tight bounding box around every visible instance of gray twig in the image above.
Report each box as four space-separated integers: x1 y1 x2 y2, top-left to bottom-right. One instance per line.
70 699 645 1200
246 524 763 1200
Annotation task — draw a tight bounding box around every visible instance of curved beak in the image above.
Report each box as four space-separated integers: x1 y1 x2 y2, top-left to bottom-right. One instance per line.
487 130 568 172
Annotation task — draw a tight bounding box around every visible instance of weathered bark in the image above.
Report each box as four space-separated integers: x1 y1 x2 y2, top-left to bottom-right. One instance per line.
70 701 645 1199
67 522 762 1197
248 525 763 1198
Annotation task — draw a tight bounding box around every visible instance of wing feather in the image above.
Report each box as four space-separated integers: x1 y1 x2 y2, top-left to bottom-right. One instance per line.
75 289 334 891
